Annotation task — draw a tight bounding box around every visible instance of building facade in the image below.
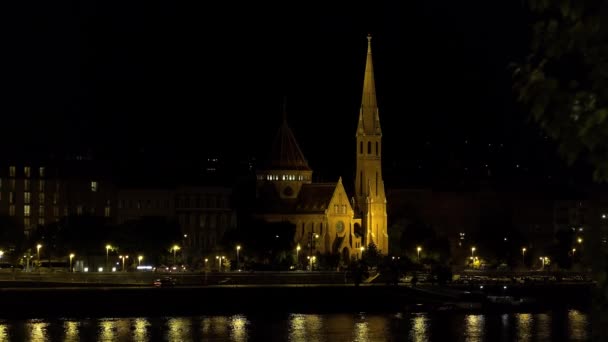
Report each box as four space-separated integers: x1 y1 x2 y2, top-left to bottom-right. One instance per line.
253 35 389 261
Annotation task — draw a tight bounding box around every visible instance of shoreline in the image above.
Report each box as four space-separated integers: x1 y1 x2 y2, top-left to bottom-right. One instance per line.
0 283 592 319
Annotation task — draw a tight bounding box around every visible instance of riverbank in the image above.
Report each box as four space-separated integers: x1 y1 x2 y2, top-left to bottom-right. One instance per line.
0 282 592 319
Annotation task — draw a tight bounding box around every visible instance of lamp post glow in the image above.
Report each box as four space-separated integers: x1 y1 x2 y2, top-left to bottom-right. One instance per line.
572 248 576 256
522 247 526 265
36 244 42 263
577 237 583 244
119 255 128 272
138 255 143 266
236 245 241 270
171 245 180 266
69 253 75 272
471 247 476 258
0 250 4 260
360 246 365 260
416 246 422 262
105 244 112 271
296 245 301 268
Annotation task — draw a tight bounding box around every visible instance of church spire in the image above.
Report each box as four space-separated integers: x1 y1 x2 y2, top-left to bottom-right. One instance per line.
357 34 381 135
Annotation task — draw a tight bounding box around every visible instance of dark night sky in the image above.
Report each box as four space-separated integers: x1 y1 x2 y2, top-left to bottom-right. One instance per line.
3 1 590 186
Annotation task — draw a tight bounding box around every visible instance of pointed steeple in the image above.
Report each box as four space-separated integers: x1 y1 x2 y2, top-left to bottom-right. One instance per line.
266 110 311 171
357 34 381 135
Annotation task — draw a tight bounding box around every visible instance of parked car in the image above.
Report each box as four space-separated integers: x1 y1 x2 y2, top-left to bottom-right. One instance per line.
153 277 177 287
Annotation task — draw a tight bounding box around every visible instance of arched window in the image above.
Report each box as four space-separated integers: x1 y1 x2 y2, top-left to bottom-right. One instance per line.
367 141 371 154
359 141 363 154
376 142 379 156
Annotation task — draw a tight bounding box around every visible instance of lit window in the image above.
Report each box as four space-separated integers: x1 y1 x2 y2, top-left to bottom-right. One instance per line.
39 205 44 214
76 206 83 215
39 167 45 177
24 192 31 204
24 205 31 217
105 206 111 217
9 166 15 177
24 218 30 229
38 218 45 226
91 181 98 192
9 192 14 204
39 180 45 192
9 205 15 216
24 167 31 178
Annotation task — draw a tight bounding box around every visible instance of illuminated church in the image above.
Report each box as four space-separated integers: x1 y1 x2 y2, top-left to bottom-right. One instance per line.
254 35 388 262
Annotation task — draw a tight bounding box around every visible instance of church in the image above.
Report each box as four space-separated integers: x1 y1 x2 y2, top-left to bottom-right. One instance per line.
254 35 388 263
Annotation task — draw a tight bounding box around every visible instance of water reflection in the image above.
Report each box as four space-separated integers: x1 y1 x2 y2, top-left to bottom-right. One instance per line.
465 314 485 342
516 313 532 342
288 314 326 342
132 318 150 342
26 320 48 342
353 318 369 342
166 317 192 342
568 309 588 341
229 315 248 342
410 314 428 342
0 310 591 341
536 313 551 341
63 320 79 342
0 322 8 342
98 319 116 342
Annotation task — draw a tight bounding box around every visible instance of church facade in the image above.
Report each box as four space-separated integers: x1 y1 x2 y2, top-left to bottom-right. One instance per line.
254 35 388 263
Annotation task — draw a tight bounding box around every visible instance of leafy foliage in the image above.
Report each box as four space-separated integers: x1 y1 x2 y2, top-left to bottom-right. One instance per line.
512 0 608 181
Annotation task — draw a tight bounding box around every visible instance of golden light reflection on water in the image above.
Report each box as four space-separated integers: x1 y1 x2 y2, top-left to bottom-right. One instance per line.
465 314 485 342
26 320 48 342
166 317 192 342
516 313 532 342
410 314 428 342
0 323 8 342
289 314 307 342
63 321 79 342
353 319 369 342
132 318 150 342
229 315 248 342
99 319 116 342
288 314 324 342
568 309 588 341
536 313 551 341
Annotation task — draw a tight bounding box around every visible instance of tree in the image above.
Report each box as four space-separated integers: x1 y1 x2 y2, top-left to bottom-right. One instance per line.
513 1 608 339
513 0 608 181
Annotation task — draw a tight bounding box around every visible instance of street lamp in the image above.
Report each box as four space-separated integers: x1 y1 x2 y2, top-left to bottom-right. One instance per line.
69 253 75 272
416 246 422 262
521 247 527 265
577 237 583 244
105 244 112 271
36 244 42 263
171 245 180 266
0 250 4 260
572 248 576 256
119 255 129 272
296 245 301 269
360 246 365 260
138 255 143 266
236 245 241 270
471 247 476 258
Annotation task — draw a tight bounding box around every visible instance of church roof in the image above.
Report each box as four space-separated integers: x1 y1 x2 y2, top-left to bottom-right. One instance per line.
255 182 337 215
295 183 336 213
265 119 311 171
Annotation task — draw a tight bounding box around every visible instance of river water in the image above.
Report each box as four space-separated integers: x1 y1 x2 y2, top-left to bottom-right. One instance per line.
0 309 590 341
